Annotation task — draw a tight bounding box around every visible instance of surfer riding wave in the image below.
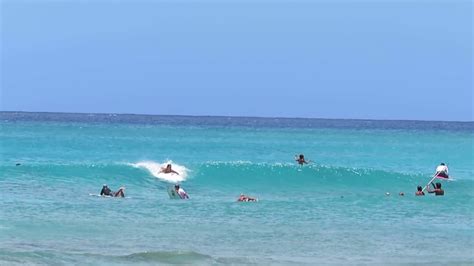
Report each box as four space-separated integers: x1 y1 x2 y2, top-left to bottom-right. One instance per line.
129 160 189 183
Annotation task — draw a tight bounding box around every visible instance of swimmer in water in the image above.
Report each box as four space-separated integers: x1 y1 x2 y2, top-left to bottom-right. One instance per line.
160 164 179 175
237 194 257 202
415 186 425 196
295 154 309 165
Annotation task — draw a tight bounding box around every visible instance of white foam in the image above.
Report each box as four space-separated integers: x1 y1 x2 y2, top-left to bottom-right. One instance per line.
130 160 189 183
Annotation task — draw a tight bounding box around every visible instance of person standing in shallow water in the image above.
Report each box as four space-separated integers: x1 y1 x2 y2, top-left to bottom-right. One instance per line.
427 182 444 196
295 154 309 165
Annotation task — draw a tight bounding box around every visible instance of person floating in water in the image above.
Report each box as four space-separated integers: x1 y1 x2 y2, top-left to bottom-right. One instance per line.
174 184 189 199
295 154 309 165
434 163 449 179
427 182 444 196
237 194 257 202
100 184 125 197
415 186 425 196
160 164 180 175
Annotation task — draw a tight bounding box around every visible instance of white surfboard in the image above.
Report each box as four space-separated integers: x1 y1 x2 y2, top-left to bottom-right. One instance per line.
89 193 112 198
89 193 130 199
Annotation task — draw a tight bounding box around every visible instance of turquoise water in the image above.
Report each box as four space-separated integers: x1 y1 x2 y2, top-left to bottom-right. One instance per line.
1 112 473 265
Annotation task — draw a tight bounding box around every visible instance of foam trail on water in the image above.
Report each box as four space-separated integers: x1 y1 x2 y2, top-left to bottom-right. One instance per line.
130 160 189 183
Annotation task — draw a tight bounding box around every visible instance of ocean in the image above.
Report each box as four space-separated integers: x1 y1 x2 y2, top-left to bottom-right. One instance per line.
0 112 473 265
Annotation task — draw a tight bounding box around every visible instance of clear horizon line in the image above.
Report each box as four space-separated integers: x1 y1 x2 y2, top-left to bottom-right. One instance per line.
1 110 472 123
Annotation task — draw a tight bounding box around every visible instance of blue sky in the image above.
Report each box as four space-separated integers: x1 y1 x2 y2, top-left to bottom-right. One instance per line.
1 1 472 121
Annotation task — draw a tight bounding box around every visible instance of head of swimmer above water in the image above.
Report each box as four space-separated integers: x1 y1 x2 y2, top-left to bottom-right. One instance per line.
435 182 442 189
417 186 422 191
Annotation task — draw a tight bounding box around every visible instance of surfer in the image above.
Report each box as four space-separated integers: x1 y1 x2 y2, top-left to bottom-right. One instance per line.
174 184 189 199
415 186 425 196
114 187 125 198
295 154 309 165
100 185 125 197
434 163 449 179
427 182 444 196
237 194 257 202
160 164 180 175
100 184 113 196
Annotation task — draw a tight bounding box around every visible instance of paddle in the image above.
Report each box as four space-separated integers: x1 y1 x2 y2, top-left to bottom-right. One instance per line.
422 174 438 192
